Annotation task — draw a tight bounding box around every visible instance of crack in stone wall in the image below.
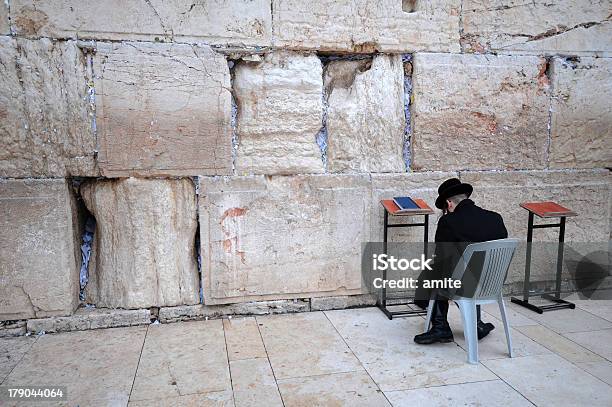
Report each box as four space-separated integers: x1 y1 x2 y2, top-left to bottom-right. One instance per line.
402 54 413 171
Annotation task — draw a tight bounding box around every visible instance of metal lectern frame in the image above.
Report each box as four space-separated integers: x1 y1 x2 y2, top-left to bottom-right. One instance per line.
377 201 431 320
510 203 577 314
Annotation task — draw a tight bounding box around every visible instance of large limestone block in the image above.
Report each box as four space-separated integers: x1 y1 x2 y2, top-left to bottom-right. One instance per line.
462 0 612 56
461 170 610 242
550 57 612 169
0 2 9 34
462 170 611 286
234 52 324 175
272 0 460 53
10 0 271 46
326 55 405 173
80 178 200 309
0 37 96 177
94 42 232 177
199 174 371 304
411 53 550 171
0 179 80 321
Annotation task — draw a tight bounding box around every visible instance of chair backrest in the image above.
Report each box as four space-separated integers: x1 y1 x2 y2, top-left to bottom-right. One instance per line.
450 238 520 299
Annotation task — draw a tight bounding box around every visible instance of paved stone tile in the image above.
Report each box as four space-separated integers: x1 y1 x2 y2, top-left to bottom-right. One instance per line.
573 300 612 323
130 320 231 403
385 379 532 406
3 326 146 406
574 360 612 387
481 301 540 327
277 371 390 407
516 325 604 363
484 354 612 406
512 307 612 334
563 328 612 361
0 336 37 383
257 312 362 379
325 308 496 391
230 358 283 407
128 391 234 407
223 317 267 361
446 306 551 360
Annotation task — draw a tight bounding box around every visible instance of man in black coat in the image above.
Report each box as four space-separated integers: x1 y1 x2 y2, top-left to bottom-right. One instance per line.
414 178 508 345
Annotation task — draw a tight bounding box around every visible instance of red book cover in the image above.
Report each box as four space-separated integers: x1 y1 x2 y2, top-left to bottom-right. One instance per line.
520 201 577 218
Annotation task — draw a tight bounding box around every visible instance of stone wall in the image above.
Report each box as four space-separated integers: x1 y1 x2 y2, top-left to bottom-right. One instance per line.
1 0 610 323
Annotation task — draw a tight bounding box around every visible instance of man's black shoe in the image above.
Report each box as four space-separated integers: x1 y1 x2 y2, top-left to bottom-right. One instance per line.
477 321 495 340
414 324 454 345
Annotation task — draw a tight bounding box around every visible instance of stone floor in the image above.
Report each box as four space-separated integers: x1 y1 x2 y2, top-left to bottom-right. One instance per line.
2 299 612 406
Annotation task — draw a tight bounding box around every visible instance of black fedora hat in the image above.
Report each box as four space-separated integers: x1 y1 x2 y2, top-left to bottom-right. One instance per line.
435 178 473 209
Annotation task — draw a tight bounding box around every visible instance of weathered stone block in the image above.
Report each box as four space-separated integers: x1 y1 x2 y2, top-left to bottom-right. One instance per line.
310 294 376 311
370 172 458 242
94 41 231 177
81 178 200 309
272 0 461 53
0 2 9 34
0 37 96 177
462 170 610 241
26 308 151 334
550 57 612 169
412 53 550 171
462 0 612 56
11 0 271 46
158 299 311 323
0 179 80 321
460 170 611 284
234 52 324 175
326 55 405 173
199 175 371 304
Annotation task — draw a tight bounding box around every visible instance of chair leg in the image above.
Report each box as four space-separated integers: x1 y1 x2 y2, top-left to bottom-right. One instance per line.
424 299 435 331
458 300 479 364
498 295 514 358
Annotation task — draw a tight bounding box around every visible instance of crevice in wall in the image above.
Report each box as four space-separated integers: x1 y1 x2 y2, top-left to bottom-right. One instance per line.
5 0 14 36
402 54 413 171
83 43 99 164
402 0 418 13
193 176 203 304
542 56 554 169
70 178 96 304
227 59 239 175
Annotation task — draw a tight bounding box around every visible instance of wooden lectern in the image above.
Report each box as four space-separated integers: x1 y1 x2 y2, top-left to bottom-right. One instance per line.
511 201 577 314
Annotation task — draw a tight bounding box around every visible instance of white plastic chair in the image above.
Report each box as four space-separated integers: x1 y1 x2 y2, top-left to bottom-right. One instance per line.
424 238 520 364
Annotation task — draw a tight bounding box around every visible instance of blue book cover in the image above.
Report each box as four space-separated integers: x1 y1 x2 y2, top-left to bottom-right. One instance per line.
393 196 419 210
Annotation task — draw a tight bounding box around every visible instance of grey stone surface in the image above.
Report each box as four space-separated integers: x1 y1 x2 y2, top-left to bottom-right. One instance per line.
4 326 147 406
159 299 311 323
10 0 271 46
550 57 612 169
199 175 370 304
326 54 405 173
0 321 27 338
310 295 376 311
94 41 232 176
461 0 612 56
0 2 9 34
412 53 550 171
234 51 324 175
0 37 97 177
0 179 80 321
272 0 461 53
81 178 200 309
26 308 151 334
